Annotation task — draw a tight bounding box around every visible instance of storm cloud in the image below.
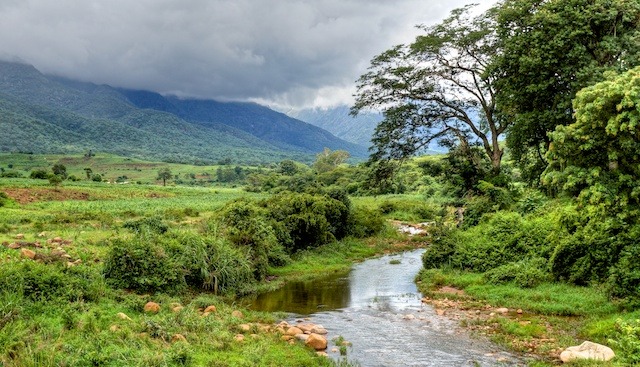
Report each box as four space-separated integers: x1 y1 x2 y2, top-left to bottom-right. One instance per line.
0 0 494 109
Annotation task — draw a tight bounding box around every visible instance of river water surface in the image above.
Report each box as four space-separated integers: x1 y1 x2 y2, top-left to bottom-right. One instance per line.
250 250 525 366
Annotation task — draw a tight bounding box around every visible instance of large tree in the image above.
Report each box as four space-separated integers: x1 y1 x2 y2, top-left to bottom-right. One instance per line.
352 5 509 174
543 66 640 215
494 0 640 182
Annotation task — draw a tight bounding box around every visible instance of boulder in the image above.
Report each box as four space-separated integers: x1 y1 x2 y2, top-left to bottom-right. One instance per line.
231 310 243 318
8 243 20 249
310 325 328 335
234 334 245 342
171 306 184 313
496 307 509 314
143 302 160 313
286 326 303 336
560 341 615 363
204 305 217 313
305 333 328 350
15 234 24 240
295 333 310 341
20 248 36 259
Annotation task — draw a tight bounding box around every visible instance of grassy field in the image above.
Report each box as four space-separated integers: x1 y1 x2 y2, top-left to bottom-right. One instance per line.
0 163 434 367
0 152 263 184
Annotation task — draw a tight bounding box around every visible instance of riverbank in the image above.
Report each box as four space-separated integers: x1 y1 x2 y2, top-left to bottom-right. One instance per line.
416 268 635 366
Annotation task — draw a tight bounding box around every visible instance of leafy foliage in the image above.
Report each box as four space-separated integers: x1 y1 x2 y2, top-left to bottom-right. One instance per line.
495 0 640 181
544 66 640 218
103 237 185 293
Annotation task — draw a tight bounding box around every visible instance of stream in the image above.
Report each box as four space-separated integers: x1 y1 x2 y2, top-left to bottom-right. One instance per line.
250 250 525 366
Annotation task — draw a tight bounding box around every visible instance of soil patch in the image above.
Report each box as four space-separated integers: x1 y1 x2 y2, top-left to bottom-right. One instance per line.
3 188 91 204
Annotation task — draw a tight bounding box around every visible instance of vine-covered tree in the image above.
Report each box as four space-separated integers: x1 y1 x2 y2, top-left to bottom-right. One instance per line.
352 5 509 174
494 0 640 182
543 66 640 216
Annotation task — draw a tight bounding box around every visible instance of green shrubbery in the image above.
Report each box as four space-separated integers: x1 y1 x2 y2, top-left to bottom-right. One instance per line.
103 237 185 293
0 261 106 303
102 189 384 295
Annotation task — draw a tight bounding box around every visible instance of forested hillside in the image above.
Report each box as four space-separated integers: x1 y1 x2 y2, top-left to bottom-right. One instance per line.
0 61 366 164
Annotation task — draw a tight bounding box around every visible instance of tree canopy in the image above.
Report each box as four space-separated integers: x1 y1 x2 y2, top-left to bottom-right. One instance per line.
544 66 640 216
494 0 640 182
352 5 508 174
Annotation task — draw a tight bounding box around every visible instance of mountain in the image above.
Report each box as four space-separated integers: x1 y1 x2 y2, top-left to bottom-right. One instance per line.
0 60 366 164
288 105 380 148
117 90 368 155
289 105 447 154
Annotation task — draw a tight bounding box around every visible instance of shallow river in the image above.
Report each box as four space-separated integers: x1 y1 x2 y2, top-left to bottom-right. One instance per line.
250 250 525 366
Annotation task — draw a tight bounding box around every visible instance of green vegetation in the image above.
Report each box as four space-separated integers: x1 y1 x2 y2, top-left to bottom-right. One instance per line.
0 152 410 366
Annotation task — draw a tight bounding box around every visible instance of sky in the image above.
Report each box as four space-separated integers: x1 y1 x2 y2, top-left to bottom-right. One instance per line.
0 0 495 110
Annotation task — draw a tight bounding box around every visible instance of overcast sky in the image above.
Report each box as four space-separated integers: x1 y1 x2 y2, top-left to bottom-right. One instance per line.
0 0 495 110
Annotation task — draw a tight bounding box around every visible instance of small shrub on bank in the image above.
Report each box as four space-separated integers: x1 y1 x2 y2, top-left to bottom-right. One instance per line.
347 206 385 238
103 237 185 293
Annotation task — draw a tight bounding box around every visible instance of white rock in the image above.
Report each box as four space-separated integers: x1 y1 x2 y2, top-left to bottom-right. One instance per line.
560 341 615 363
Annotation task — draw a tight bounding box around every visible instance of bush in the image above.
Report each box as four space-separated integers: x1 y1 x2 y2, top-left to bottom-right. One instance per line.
103 237 185 293
347 206 385 238
0 261 106 302
484 257 551 288
218 200 287 279
30 169 49 179
265 192 349 252
423 211 556 273
607 239 640 305
549 217 628 285
122 216 168 234
379 199 442 222
609 319 640 365
177 233 254 294
0 171 22 178
0 192 9 207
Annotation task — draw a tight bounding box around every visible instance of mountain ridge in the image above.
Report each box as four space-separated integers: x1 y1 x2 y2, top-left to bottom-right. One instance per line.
0 60 367 164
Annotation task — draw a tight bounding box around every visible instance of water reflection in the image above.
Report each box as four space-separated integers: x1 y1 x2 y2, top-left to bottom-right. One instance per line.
250 270 352 315
251 252 423 315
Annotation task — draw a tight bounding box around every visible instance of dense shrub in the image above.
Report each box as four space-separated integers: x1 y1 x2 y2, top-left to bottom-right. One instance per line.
122 216 168 234
347 206 385 238
609 319 640 365
265 192 349 252
0 192 9 207
484 257 551 288
608 243 640 305
0 261 106 302
379 199 442 222
103 237 185 293
30 169 49 179
549 214 630 285
218 200 288 280
423 211 556 273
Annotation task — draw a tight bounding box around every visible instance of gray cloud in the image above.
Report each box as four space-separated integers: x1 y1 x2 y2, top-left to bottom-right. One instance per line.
0 0 495 108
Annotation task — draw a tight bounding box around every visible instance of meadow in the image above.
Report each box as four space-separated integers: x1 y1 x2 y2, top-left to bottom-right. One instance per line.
2 151 640 366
